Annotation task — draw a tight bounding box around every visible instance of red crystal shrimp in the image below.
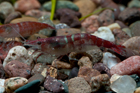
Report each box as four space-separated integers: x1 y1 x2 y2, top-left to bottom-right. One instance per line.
0 21 55 39
24 33 138 62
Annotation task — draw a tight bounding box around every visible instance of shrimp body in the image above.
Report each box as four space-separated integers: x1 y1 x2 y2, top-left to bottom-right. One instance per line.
25 33 136 58
0 21 55 38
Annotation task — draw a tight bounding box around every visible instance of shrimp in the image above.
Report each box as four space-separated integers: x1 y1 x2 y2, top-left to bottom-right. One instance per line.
0 21 55 39
24 33 139 63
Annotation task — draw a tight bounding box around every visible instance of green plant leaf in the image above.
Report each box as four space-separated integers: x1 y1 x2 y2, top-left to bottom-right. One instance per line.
50 0 56 20
79 8 114 21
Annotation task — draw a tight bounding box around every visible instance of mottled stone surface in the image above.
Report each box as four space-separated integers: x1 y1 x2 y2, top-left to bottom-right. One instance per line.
68 77 91 93
110 56 140 76
78 56 92 68
130 21 140 36
5 77 28 93
90 74 111 92
4 60 31 78
44 76 64 93
78 66 100 83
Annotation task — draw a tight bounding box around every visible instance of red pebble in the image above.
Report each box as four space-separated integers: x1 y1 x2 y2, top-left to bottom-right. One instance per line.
110 56 140 76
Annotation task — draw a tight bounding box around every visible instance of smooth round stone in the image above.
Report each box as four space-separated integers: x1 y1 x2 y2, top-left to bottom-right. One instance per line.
4 77 28 93
68 67 79 79
14 80 40 93
0 79 5 93
43 1 79 11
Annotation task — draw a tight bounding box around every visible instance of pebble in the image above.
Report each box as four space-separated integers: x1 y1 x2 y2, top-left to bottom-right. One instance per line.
14 80 40 93
56 8 81 28
0 79 5 93
4 77 28 93
92 27 115 42
14 0 41 13
118 8 140 25
110 75 136 93
110 56 140 76
4 60 31 78
57 72 68 81
28 74 45 85
38 15 55 37
107 23 121 31
112 29 130 45
44 76 64 93
129 21 140 36
110 74 121 84
43 1 79 12
57 28 81 36
68 77 91 93
0 1 14 20
122 27 132 37
3 46 34 68
135 87 140 93
4 11 22 24
52 59 71 69
93 63 111 77
98 9 115 26
78 66 100 83
46 66 58 78
55 23 70 30
74 0 96 17
25 9 50 18
81 15 99 33
0 64 5 79
10 16 38 23
68 67 79 79
78 56 92 68
102 52 121 69
128 0 140 8
90 74 111 92
115 20 128 29
123 36 140 53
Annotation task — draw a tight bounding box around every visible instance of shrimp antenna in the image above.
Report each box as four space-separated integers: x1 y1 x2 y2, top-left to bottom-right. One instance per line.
8 25 26 42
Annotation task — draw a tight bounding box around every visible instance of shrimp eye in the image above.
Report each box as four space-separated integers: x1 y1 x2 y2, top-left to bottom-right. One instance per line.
37 41 41 45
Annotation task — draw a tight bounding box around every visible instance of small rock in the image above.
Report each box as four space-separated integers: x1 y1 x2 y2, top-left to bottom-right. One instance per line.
56 8 81 28
28 34 48 40
31 63 48 75
78 56 92 68
28 74 45 85
57 72 68 81
57 28 81 36
52 59 71 69
118 8 140 25
68 67 79 79
102 52 121 69
0 2 14 20
92 27 115 42
10 16 38 23
25 9 50 18
0 79 5 93
55 23 70 30
110 74 121 84
58 69 71 76
14 80 40 93
68 77 92 93
38 15 55 37
98 9 115 26
4 77 28 93
44 76 64 93
46 66 58 78
14 0 41 13
107 23 121 31
86 48 103 64
4 60 31 78
110 75 136 93
135 87 140 93
93 63 111 77
128 0 140 8
115 20 128 29
122 27 132 37
78 66 100 83
4 11 22 24
3 46 34 68
81 15 99 33
130 21 140 36
110 56 140 76
58 80 69 93
90 74 111 92
43 1 79 11
74 0 96 17
112 29 130 45
0 64 5 79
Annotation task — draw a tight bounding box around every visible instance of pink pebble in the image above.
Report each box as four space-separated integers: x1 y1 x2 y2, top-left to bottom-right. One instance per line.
110 56 140 76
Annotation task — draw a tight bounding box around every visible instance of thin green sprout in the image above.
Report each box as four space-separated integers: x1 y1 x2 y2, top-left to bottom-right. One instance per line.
50 0 56 20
